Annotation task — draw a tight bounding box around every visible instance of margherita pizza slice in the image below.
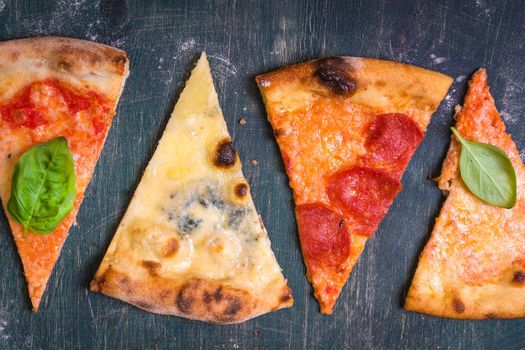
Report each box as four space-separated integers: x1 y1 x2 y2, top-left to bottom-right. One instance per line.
256 57 452 314
0 37 129 311
91 53 293 324
405 69 525 319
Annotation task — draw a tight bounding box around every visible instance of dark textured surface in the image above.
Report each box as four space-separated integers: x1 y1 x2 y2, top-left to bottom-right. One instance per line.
1 0 525 349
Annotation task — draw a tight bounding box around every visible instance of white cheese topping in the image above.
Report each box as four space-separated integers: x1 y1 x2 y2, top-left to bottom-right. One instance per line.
102 53 285 293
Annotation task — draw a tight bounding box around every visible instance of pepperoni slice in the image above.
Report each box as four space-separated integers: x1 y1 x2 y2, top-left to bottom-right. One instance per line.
296 203 350 268
326 166 402 235
363 113 423 176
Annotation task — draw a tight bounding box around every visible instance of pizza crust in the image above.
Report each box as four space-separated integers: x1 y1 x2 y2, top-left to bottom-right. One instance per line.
91 267 292 324
0 36 129 102
257 56 452 131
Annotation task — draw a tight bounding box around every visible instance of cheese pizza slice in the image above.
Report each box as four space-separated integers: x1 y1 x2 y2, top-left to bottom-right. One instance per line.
91 53 293 324
0 37 129 311
405 69 525 319
256 57 452 314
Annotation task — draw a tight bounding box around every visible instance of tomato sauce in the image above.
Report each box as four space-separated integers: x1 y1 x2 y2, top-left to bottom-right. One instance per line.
0 79 111 136
0 85 47 129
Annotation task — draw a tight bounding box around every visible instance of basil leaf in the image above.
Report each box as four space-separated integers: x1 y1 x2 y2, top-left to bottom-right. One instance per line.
451 127 517 209
7 137 77 237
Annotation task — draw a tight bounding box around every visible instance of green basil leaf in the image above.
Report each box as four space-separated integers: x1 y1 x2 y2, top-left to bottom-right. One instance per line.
7 137 76 237
451 127 517 209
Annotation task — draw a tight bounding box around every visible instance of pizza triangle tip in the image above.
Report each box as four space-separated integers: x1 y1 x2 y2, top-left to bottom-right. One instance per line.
30 294 41 312
91 51 292 324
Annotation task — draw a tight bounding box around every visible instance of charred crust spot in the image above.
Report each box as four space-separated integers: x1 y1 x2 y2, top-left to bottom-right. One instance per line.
141 260 161 276
485 313 497 319
235 183 248 198
280 288 293 303
214 287 224 302
452 298 465 313
198 285 243 319
112 54 128 69
90 277 105 291
176 282 197 314
117 276 132 293
162 238 179 258
135 301 153 310
203 291 213 305
89 52 103 66
314 57 357 96
56 59 73 72
118 276 129 286
7 153 11 159
274 129 284 137
225 298 242 316
176 280 250 322
513 271 525 284
214 139 237 168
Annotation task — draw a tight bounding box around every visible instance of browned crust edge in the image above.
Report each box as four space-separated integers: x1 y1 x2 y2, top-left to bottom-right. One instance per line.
256 56 453 109
255 56 452 80
90 267 293 324
0 36 129 77
405 292 525 320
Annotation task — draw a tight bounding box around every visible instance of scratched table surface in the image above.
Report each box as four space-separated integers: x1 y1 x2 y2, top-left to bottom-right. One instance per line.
0 0 525 349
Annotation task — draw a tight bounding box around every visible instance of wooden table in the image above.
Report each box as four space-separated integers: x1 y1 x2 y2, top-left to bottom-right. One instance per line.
0 0 524 349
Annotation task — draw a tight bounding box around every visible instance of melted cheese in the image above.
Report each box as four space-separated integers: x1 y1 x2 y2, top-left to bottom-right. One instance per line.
100 53 285 293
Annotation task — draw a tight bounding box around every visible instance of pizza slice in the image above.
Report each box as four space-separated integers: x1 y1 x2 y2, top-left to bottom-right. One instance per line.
0 37 129 311
256 57 452 314
405 69 525 319
91 53 293 324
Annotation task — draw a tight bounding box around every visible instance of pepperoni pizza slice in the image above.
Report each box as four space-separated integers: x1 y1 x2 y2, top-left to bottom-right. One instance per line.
256 57 452 314
0 37 129 311
405 69 525 319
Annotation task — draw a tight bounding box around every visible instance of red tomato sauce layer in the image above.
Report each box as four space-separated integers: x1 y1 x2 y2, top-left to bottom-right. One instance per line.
0 78 111 137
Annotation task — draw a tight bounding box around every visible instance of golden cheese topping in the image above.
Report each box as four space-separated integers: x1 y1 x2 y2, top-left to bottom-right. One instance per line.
94 53 290 305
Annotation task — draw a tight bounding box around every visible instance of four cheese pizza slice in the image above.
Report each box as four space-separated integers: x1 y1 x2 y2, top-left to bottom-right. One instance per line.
0 37 129 311
405 69 525 319
91 53 293 324
256 57 452 314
